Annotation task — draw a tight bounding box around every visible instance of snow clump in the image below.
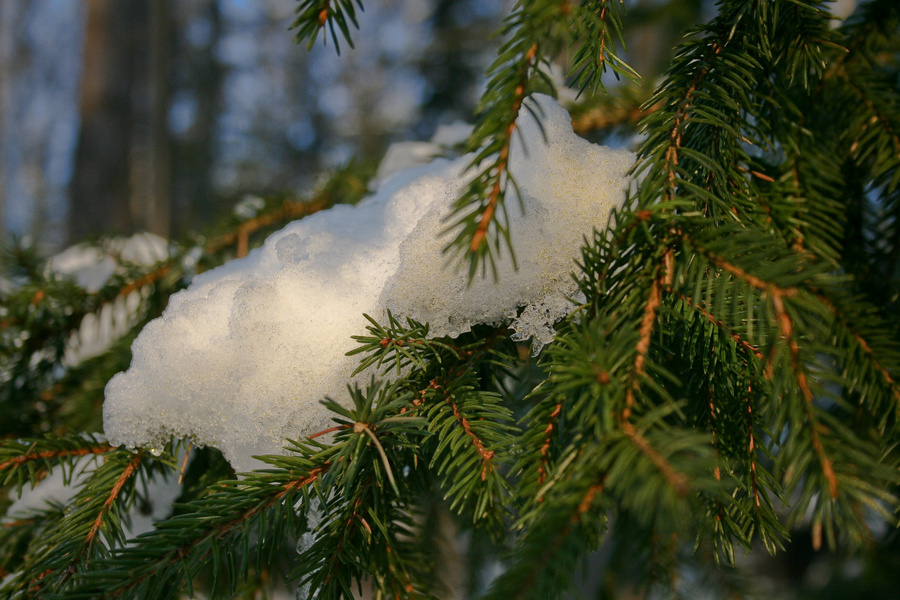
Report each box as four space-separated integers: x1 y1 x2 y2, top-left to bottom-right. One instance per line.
103 94 634 471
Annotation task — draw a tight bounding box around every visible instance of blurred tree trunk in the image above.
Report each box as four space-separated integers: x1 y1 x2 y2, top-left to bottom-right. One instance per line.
170 0 222 237
68 0 155 242
145 0 173 237
1 0 86 250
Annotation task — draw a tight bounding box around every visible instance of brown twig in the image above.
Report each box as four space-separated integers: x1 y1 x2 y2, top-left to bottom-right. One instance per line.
119 265 171 297
447 396 495 481
0 444 116 474
571 101 662 135
676 292 765 362
206 199 331 257
622 421 690 496
470 43 539 252
85 451 146 552
770 290 839 500
308 425 351 440
537 403 563 487
111 466 328 598
624 276 662 417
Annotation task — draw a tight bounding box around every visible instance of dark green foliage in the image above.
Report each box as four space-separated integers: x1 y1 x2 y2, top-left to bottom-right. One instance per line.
291 0 364 54
2 0 900 598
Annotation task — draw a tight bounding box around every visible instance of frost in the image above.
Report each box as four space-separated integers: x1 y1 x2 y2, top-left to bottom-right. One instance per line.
103 95 634 471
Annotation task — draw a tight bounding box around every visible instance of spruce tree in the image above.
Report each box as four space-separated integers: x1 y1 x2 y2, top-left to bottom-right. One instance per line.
2 0 900 598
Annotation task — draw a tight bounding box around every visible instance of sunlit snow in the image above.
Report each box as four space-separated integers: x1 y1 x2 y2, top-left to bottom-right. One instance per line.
103 95 634 471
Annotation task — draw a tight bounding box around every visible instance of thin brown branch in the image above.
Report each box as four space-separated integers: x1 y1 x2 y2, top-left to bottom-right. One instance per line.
119 265 171 297
662 41 721 201
308 425 351 440
112 466 328 599
85 451 146 552
537 403 563 487
502 477 606 599
685 233 799 297
470 43 539 252
622 421 690 496
0 444 116 474
770 290 839 499
814 293 900 406
571 101 661 135
206 198 331 256
852 331 900 403
447 396 495 481
677 292 765 361
844 75 900 161
576 483 605 516
624 276 662 416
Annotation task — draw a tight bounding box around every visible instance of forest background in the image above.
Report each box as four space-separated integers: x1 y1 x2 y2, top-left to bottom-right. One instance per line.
2 0 896 599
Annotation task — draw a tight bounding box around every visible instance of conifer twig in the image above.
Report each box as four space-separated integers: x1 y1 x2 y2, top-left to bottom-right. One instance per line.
536 403 562 487
0 444 115 475
677 292 765 361
624 275 662 417
621 421 690 497
770 290 839 500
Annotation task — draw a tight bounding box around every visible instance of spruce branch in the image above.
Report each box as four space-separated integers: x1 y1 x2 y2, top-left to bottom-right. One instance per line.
444 0 636 278
769 287 839 500
294 382 435 600
623 271 663 417
420 369 515 531
0 435 115 492
290 0 364 54
347 312 462 376
348 314 518 530
675 293 765 362
0 448 158 599
568 0 639 95
68 456 327 599
205 197 334 259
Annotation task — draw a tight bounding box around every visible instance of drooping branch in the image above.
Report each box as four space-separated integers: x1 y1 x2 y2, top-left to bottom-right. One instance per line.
621 421 690 497
95 466 328 599
624 275 662 417
676 292 765 362
84 451 145 554
770 290 839 500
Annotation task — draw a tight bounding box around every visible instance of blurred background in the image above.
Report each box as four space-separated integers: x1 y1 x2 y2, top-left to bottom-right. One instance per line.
0 0 717 254
0 0 509 252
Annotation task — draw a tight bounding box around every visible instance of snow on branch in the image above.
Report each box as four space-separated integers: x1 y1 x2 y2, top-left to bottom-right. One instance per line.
102 95 635 471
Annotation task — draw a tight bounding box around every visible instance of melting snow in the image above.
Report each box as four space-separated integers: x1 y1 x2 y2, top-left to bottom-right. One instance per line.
103 95 634 471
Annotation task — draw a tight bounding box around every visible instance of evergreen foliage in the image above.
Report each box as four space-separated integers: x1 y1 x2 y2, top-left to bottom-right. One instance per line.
2 0 900 598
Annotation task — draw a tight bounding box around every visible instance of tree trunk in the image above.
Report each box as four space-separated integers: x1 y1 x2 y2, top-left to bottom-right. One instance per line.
68 0 149 242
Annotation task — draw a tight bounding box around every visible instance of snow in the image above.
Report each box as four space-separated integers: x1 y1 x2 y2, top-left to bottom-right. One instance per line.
47 233 170 365
102 95 634 471
48 232 168 294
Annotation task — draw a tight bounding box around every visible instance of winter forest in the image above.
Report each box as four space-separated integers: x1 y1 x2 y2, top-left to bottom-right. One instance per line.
2 0 900 599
